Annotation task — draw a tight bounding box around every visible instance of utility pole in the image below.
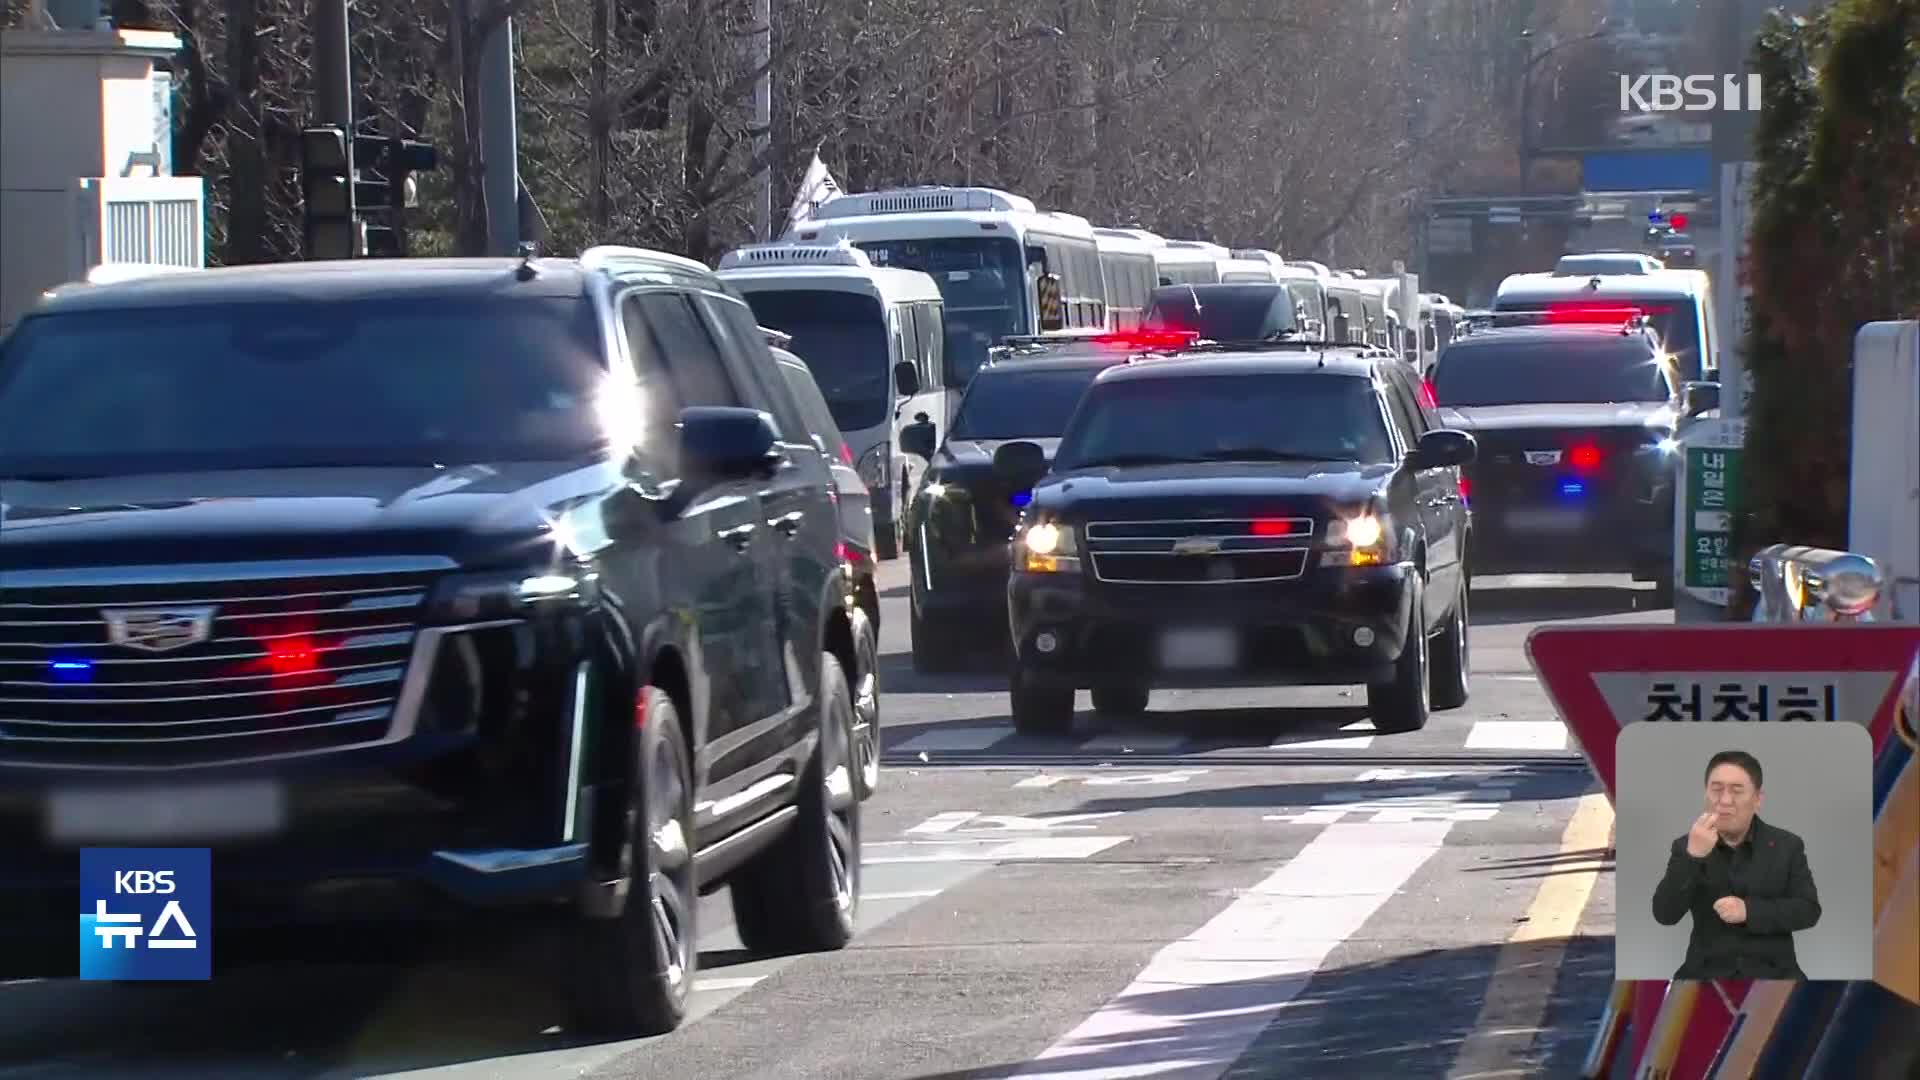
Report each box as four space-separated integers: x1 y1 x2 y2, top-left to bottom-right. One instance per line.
310 0 356 254
478 13 521 255
751 0 771 241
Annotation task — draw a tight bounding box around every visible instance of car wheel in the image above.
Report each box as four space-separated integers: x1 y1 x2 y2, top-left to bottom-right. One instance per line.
1010 664 1075 736
1091 685 1150 715
1429 578 1470 711
567 684 697 1036
909 605 963 674
850 607 882 799
730 654 861 955
1367 584 1431 735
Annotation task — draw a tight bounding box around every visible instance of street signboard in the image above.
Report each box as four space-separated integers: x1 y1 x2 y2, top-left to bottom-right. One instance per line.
1674 416 1745 610
1526 624 1920 802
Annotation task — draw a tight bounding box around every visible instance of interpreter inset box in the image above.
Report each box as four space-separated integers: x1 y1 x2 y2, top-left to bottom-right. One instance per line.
1614 723 1872 982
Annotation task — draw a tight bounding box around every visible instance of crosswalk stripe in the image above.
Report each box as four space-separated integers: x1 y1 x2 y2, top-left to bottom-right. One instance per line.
1272 719 1374 750
1010 820 1457 1079
1465 720 1569 751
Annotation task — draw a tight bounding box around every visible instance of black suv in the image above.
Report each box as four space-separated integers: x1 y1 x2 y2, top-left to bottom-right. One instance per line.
997 346 1477 735
901 346 1136 671
0 251 866 1034
1429 321 1716 602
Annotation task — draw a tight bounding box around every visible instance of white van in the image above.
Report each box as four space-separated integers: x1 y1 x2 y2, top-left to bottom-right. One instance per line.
718 241 947 560
1493 268 1718 380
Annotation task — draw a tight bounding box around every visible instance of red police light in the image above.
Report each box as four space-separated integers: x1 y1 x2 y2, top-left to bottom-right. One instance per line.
1546 304 1646 324
1249 519 1305 537
1419 378 1439 409
1095 329 1199 351
1567 443 1604 472
264 637 321 677
1668 213 1688 231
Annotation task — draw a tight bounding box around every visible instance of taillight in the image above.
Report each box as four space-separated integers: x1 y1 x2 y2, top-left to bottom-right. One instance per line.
1567 443 1603 472
1419 379 1439 409
1458 474 1471 501
839 443 854 466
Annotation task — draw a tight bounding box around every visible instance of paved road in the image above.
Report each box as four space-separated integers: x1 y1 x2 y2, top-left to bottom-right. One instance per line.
0 565 1664 1079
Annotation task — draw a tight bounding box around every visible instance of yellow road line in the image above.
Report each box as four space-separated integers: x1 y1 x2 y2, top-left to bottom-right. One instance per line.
1450 792 1615 1079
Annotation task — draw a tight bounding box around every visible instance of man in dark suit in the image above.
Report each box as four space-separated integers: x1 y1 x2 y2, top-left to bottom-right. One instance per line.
1652 749 1822 980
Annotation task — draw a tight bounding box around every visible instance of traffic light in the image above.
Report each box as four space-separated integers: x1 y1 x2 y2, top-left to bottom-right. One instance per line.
299 126 357 260
351 134 438 258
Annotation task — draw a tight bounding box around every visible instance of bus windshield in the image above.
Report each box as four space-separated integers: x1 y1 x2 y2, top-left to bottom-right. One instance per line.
739 290 892 434
854 236 1027 390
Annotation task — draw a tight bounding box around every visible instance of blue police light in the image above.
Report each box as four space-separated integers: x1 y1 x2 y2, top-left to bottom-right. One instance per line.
1009 490 1033 508
1560 480 1586 498
48 657 94 683
1648 210 1664 224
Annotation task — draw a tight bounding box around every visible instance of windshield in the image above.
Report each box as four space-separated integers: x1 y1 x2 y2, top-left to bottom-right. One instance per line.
949 366 1104 441
1432 337 1671 406
1142 286 1298 341
1054 372 1394 470
0 298 610 477
739 289 890 433
854 236 1026 389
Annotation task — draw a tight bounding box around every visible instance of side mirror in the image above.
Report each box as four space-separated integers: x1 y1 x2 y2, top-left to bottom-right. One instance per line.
679 406 782 481
893 360 921 398
1037 273 1066 332
1681 380 1720 417
992 440 1049 488
1411 428 1476 469
899 413 937 459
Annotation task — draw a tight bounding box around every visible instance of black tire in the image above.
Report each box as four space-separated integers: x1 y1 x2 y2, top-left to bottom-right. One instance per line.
730 654 861 956
849 607 882 800
909 605 965 674
1368 584 1431 735
1091 685 1150 715
1010 664 1075 736
1429 577 1471 711
566 684 697 1037
875 520 899 560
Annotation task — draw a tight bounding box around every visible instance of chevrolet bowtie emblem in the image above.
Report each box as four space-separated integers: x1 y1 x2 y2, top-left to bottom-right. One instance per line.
1171 537 1224 556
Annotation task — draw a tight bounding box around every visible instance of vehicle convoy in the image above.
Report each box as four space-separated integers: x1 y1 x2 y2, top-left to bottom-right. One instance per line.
1428 319 1719 603
717 241 947 560
994 344 1477 736
0 251 870 1034
901 339 1148 671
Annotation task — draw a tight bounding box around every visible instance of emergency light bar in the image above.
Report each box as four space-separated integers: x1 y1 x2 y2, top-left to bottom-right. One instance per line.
718 241 873 270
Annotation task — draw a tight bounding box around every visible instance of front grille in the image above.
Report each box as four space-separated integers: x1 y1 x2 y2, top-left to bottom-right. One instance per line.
0 561 447 767
1085 519 1316 584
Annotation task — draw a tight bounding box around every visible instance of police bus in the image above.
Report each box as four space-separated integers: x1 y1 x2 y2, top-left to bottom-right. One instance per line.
718 241 948 559
786 186 1108 393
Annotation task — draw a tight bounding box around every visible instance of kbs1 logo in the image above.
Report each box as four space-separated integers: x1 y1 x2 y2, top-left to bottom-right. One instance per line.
79 848 212 980
1619 73 1763 113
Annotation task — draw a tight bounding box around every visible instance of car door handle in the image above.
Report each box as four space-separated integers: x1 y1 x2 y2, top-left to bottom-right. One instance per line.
716 522 756 550
767 510 805 537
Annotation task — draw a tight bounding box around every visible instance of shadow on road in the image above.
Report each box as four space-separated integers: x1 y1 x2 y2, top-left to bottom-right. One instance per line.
887 936 1614 1080
1470 581 1659 627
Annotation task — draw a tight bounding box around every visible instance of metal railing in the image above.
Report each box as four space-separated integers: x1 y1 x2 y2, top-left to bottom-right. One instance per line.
1746 544 1888 623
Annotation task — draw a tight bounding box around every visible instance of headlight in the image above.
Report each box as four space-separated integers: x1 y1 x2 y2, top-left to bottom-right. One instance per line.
1014 521 1081 573
1323 512 1389 568
856 443 890 491
424 569 599 624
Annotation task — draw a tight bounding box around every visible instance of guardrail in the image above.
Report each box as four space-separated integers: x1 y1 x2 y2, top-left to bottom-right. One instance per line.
1746 544 1887 623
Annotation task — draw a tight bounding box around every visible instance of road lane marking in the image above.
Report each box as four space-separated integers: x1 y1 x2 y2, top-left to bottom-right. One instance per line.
866 889 944 901
1465 720 1569 751
892 726 1013 753
907 811 982 834
1266 779 1514 825
694 975 765 992
1448 791 1614 1079
1277 721 1376 750
864 836 1130 863
1010 820 1456 1080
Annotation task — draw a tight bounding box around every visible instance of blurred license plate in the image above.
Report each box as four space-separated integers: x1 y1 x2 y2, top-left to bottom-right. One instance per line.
1505 508 1588 532
1158 628 1239 670
46 781 285 843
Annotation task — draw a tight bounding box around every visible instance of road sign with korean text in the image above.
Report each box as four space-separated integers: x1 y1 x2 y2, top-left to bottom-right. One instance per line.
1526 624 1920 801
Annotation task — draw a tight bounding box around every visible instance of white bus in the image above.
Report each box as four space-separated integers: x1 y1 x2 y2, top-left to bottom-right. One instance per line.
1154 239 1234 285
786 186 1107 391
718 241 948 560
1091 227 1162 329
